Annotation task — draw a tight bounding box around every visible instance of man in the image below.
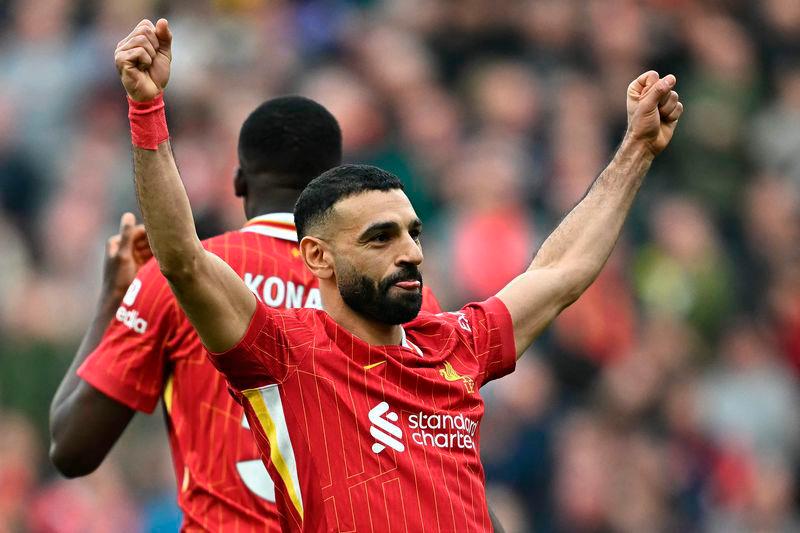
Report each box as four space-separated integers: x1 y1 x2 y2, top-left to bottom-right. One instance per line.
114 18 682 532
49 77 439 528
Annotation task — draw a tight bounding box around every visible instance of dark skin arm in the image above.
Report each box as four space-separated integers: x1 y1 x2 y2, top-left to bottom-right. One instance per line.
49 213 152 477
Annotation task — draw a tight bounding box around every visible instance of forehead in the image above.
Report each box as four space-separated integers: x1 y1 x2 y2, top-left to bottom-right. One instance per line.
332 189 418 234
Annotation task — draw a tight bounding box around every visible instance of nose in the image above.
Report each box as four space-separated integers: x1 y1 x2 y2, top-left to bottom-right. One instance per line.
396 232 423 267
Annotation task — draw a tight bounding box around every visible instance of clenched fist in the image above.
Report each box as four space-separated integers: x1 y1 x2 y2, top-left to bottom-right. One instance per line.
115 19 172 102
625 71 684 157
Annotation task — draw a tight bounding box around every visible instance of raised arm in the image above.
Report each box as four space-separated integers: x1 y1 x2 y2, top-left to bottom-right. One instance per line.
49 214 147 476
497 71 684 358
115 19 255 352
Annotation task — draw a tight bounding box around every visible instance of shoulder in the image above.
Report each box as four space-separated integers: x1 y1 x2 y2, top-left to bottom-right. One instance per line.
407 310 468 332
407 298 512 338
404 310 464 350
253 303 325 331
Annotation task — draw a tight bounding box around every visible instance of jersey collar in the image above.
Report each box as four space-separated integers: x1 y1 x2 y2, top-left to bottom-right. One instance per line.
400 326 423 357
240 212 298 242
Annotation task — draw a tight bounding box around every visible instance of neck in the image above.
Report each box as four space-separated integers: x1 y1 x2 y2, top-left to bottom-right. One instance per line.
320 283 404 346
245 187 302 220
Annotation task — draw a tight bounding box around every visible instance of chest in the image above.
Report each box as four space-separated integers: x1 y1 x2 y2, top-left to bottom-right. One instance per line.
289 347 486 460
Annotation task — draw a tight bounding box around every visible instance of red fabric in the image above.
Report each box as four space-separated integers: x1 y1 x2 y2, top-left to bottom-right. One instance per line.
208 297 516 532
77 221 443 531
127 94 169 150
79 228 306 531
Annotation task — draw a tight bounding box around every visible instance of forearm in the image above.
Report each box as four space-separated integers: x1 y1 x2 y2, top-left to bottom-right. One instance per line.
50 289 122 438
49 286 136 476
133 140 255 353
498 71 682 357
133 141 203 279
496 138 654 356
531 138 653 289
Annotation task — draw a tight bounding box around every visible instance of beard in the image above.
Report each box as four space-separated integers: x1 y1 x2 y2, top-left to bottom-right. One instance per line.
337 261 423 325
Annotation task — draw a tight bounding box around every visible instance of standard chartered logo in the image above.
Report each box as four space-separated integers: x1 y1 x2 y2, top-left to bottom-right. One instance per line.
409 412 477 449
369 402 479 454
369 402 405 453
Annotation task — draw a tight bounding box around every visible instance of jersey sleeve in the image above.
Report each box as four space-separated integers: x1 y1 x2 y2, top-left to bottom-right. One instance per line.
421 286 443 314
207 299 304 391
77 260 177 413
449 297 517 387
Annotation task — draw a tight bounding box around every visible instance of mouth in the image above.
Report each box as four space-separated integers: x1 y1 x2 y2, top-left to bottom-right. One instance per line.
393 280 421 291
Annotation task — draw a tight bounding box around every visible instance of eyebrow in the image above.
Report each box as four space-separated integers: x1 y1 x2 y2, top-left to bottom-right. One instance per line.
358 219 422 242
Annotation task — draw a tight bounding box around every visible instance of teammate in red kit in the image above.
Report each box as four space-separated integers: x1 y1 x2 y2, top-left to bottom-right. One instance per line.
113 18 683 532
49 71 436 529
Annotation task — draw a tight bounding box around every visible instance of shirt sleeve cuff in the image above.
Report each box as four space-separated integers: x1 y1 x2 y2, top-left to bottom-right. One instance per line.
77 359 160 413
482 296 517 383
205 298 269 390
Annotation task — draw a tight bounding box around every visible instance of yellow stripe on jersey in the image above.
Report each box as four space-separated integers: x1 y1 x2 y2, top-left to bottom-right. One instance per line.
243 385 304 519
163 374 174 415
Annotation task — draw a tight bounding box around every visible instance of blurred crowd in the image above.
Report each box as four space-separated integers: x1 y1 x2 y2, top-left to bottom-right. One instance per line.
2 0 800 531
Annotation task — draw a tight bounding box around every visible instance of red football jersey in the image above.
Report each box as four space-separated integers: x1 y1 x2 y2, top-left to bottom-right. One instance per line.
209 295 516 532
79 213 443 531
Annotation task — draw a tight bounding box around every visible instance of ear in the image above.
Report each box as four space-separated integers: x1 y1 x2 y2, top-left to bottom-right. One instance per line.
299 236 334 279
234 168 247 198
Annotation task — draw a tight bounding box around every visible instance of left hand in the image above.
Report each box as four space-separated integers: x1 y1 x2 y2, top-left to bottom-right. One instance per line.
625 71 684 157
102 213 153 300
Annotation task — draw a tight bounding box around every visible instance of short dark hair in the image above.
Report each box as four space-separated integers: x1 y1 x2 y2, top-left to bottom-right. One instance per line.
238 96 342 187
294 164 404 239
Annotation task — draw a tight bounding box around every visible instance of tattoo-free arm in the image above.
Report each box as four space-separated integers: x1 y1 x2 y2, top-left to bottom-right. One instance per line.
49 215 147 477
49 297 136 477
496 72 683 357
497 140 653 357
132 143 256 352
116 19 255 353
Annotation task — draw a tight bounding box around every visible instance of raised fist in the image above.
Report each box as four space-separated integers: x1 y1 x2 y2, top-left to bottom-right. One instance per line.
625 71 684 157
115 19 172 102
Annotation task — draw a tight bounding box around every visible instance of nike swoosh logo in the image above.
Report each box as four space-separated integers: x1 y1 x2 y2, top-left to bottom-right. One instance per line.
363 361 387 371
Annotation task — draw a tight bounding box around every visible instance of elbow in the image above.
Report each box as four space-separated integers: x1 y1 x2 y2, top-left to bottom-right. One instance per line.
49 440 100 478
555 263 600 308
158 260 197 285
156 244 203 284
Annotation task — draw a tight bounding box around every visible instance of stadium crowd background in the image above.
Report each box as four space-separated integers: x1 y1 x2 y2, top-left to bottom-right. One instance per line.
1 0 800 531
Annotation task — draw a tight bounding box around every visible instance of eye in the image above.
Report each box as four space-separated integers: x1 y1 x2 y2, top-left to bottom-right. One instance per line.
373 233 390 243
409 228 421 241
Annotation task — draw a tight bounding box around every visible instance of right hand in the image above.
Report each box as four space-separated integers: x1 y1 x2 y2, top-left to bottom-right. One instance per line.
624 70 684 157
114 18 172 102
102 213 152 301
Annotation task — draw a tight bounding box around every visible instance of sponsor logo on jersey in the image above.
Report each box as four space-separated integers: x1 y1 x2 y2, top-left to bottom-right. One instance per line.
368 401 478 453
122 278 142 306
439 361 475 394
115 306 148 334
369 402 405 453
408 411 478 450
243 273 321 309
